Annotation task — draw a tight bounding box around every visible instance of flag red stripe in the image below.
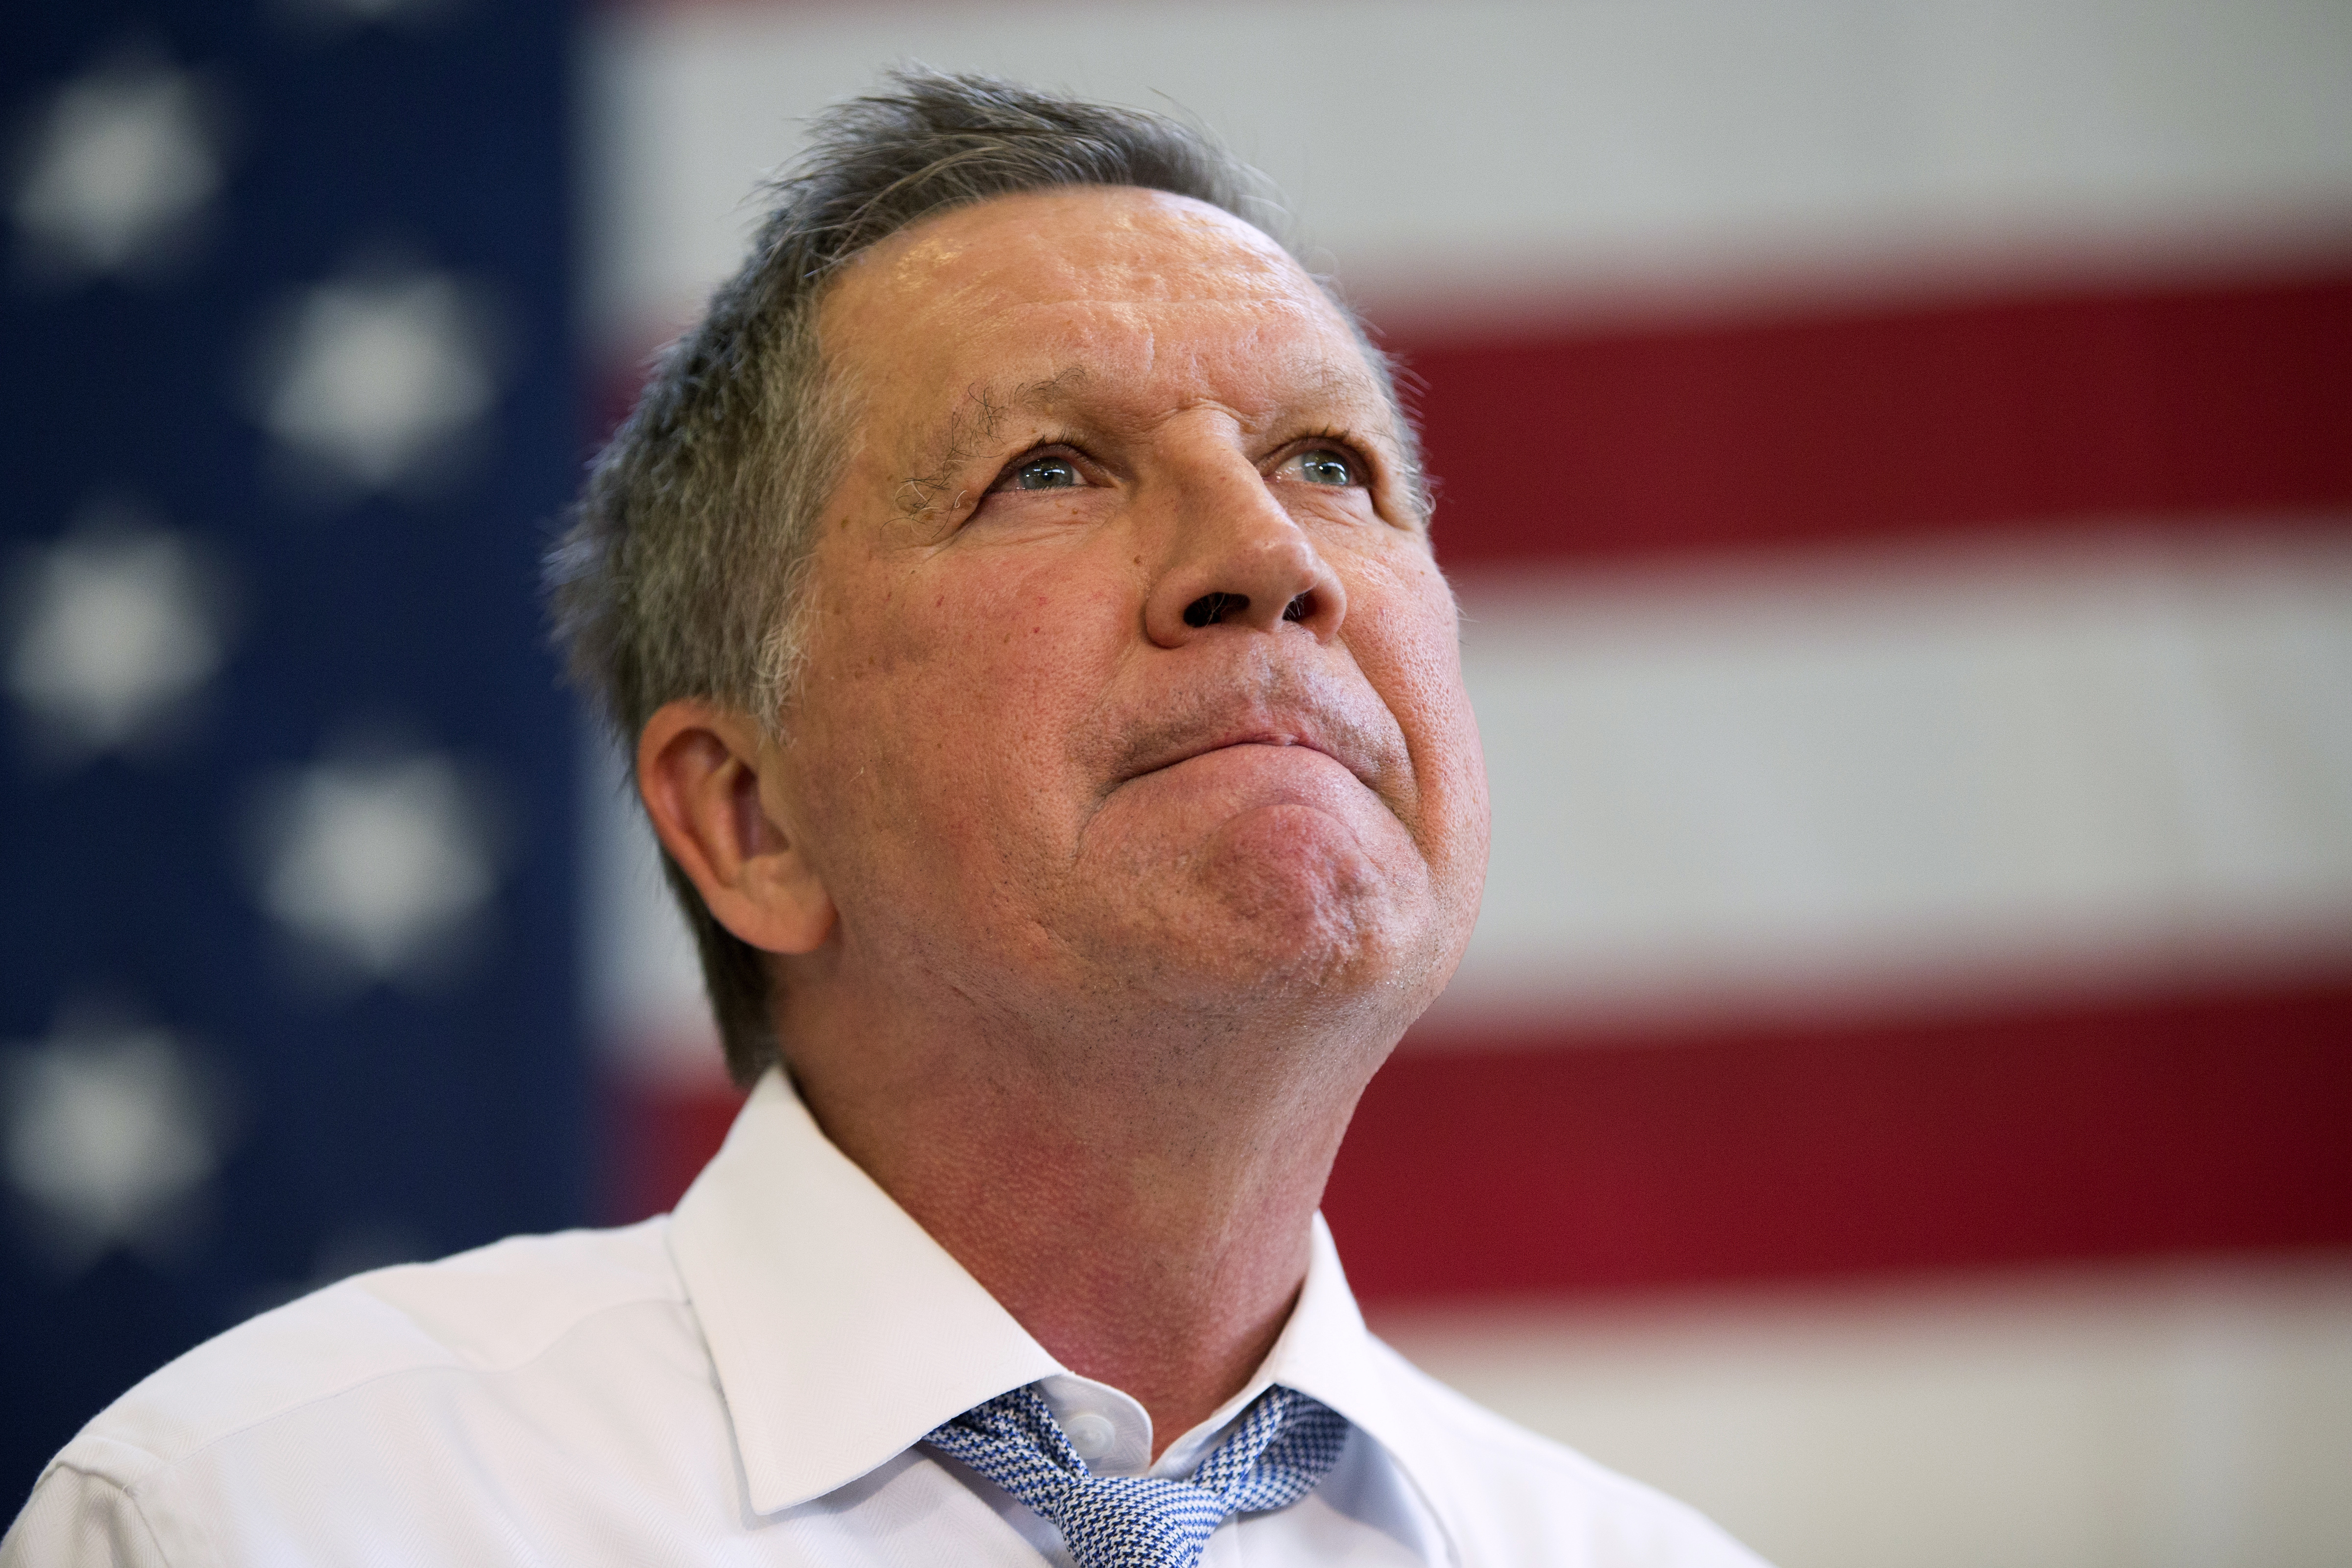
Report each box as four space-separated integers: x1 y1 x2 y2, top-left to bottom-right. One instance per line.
1400 267 2352 567
1324 981 2352 1299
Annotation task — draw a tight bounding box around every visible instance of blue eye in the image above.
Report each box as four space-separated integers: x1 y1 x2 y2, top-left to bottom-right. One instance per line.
1294 449 1356 486
1010 456 1079 490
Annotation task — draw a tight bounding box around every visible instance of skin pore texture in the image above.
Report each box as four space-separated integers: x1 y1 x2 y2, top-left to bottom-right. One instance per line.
637 186 1490 1455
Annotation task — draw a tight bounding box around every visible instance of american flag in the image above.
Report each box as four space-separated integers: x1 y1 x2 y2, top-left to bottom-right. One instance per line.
8 2 2352 1562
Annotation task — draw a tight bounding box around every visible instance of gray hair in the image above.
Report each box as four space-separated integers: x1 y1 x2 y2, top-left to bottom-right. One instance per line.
546 68 1427 1085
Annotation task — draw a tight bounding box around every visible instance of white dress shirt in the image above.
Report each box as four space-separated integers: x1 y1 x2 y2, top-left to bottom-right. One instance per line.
5 1070 1768 1567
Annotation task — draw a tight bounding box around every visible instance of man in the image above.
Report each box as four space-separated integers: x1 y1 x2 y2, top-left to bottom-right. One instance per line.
7 73 1768 1566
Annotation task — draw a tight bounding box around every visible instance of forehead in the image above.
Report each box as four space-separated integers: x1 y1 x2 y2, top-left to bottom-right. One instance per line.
820 187 1383 438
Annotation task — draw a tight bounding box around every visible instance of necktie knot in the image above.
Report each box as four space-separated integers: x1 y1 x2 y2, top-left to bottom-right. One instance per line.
925 1383 1349 1568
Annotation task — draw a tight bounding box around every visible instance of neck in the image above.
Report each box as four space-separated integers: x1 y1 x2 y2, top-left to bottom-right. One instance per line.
779 978 1389 1457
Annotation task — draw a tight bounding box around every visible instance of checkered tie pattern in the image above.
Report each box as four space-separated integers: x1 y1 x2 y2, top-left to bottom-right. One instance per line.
924 1382 1350 1568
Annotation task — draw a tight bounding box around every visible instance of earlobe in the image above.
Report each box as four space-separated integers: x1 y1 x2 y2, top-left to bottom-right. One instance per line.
635 700 836 955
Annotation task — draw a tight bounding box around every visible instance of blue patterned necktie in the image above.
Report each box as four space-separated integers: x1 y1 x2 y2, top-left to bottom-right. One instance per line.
924 1382 1349 1568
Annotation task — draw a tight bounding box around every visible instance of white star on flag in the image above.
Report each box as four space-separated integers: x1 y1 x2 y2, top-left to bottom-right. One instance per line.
255 264 501 499
9 50 222 281
251 743 501 988
4 505 228 765
3 1014 227 1274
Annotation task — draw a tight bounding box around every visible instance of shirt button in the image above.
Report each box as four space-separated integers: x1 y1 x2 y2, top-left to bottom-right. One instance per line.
1064 1411 1117 1461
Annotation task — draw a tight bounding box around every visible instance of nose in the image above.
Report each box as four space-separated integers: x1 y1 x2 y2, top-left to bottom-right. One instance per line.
1141 455 1347 649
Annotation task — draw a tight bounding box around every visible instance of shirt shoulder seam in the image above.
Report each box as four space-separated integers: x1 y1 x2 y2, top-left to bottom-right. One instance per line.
29 1460 191 1568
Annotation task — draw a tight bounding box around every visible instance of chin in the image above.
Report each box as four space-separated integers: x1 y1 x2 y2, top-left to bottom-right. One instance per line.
1059 798 1470 1031
1174 820 1435 1012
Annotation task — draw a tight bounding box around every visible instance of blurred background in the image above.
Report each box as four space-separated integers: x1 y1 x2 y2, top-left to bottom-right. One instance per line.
4 1 2350 1563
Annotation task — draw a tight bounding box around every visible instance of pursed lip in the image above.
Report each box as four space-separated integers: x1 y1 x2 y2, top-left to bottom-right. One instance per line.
1114 724 1365 790
1095 660 1404 811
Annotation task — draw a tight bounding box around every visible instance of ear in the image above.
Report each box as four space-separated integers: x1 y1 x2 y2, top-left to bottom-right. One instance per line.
635 700 835 955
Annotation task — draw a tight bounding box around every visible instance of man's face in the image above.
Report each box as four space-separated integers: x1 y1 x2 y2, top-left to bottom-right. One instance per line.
773 186 1487 1045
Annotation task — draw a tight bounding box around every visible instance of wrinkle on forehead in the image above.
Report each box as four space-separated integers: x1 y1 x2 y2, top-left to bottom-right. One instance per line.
939 349 1383 440
867 189 1302 312
826 189 1328 366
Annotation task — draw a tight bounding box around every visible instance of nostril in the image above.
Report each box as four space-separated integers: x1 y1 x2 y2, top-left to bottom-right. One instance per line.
1283 593 1309 623
1183 592 1248 628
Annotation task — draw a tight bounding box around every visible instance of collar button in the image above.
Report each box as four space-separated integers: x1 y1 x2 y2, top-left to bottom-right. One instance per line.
1064 1411 1117 1462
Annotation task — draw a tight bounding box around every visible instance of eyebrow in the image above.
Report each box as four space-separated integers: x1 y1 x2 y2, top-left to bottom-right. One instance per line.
897 366 1092 517
894 357 1393 518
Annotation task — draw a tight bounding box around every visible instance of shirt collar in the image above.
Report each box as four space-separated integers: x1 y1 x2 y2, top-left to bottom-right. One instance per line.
1165 1211 1407 1467
668 1066 1459 1554
668 1069 1062 1514
1173 1211 1465 1564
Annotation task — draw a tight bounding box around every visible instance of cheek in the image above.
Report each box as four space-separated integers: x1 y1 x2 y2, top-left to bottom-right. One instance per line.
1355 570 1490 958
804 545 1134 871
1353 553 1487 802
